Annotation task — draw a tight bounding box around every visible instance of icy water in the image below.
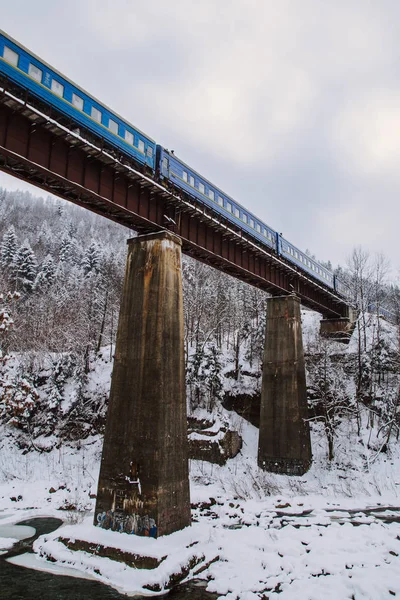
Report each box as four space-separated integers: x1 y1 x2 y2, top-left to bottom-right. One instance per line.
0 517 218 599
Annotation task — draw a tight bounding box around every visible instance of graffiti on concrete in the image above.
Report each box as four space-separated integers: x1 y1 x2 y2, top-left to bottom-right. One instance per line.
96 510 157 537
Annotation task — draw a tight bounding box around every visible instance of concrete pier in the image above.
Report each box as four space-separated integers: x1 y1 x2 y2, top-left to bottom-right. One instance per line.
94 231 191 537
320 317 353 343
258 295 312 475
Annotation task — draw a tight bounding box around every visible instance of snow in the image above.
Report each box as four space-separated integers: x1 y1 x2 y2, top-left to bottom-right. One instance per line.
1 310 400 597
1 406 400 597
0 536 17 551
7 552 99 581
0 524 35 540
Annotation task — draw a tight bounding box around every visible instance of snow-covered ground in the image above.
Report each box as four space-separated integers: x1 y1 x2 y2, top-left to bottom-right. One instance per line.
1 405 400 598
1 310 400 597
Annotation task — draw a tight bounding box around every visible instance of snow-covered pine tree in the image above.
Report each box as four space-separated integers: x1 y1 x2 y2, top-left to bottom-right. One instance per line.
59 234 74 264
1 225 18 269
82 242 101 275
36 220 55 253
13 241 38 292
34 254 56 290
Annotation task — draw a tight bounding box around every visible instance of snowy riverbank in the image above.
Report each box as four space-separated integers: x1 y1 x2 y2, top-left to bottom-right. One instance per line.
1 407 400 598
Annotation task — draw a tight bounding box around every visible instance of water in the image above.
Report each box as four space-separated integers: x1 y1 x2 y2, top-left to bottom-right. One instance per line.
0 517 217 599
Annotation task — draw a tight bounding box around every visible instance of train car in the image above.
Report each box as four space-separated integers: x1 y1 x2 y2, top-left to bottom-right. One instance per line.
157 147 343 293
280 237 334 288
367 303 396 322
0 30 156 169
156 146 277 250
1 29 349 301
334 276 350 298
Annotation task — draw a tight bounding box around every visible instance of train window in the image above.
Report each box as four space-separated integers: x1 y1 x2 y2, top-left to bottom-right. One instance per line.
125 130 134 145
147 146 153 157
243 214 248 224
218 196 223 206
233 207 239 217
3 46 19 66
249 218 254 228
225 202 231 212
72 93 84 110
28 63 42 82
182 171 188 182
51 79 64 97
109 118 118 135
91 106 102 122
189 175 194 186
256 223 261 232
208 189 214 201
295 251 298 259
138 139 145 153
199 182 205 194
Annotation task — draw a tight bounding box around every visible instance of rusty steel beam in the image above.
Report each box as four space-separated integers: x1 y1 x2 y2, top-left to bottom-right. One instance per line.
0 90 348 318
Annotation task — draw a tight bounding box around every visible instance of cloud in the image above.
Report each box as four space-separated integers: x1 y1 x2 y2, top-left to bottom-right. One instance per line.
2 0 400 271
333 88 400 177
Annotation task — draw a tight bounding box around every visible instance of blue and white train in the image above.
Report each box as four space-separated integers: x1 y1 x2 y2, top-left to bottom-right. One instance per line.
0 30 346 297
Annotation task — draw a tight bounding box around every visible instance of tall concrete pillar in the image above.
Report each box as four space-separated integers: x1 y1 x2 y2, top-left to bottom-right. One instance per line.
94 231 191 537
258 295 312 475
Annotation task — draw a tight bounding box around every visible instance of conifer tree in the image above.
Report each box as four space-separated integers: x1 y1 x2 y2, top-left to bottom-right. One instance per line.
13 241 37 292
82 242 101 275
1 225 17 269
59 234 74 263
34 254 56 290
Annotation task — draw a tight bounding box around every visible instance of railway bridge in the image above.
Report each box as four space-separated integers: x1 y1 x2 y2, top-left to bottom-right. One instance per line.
0 73 353 538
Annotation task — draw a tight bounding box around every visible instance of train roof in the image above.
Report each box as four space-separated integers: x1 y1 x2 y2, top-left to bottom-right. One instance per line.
164 148 335 276
161 148 276 232
0 29 156 144
280 235 334 276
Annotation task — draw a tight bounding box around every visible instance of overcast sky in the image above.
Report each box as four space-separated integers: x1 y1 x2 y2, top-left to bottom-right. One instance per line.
1 1 400 276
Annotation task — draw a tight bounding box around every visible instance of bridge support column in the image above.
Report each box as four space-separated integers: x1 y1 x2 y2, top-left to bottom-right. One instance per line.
258 295 312 475
320 317 352 342
320 306 358 343
94 231 190 537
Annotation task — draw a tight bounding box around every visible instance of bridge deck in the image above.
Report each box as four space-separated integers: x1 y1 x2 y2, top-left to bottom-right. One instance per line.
0 81 349 319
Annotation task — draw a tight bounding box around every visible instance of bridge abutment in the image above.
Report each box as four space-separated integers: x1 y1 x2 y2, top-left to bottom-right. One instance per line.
320 317 352 342
94 231 190 537
320 307 358 343
258 295 312 475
